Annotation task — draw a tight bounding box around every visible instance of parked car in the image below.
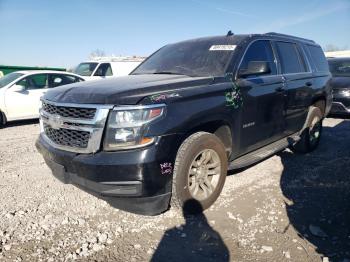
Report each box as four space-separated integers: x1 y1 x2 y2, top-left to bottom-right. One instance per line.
73 57 145 80
36 32 332 215
0 70 84 126
328 57 350 116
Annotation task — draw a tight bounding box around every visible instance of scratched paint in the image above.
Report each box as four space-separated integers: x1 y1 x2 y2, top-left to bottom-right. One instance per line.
160 162 173 175
224 73 243 109
149 93 180 103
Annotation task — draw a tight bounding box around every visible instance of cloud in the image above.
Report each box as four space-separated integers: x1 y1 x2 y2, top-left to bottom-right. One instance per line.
254 1 350 33
214 7 255 18
190 0 255 18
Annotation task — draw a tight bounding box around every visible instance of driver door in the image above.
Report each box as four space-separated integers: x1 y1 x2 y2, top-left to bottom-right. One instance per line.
5 74 48 119
237 40 287 154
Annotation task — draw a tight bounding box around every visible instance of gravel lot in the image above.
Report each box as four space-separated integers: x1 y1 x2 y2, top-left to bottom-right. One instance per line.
0 118 349 262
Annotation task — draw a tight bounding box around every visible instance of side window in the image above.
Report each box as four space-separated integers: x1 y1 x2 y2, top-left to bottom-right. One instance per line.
49 74 82 88
94 63 113 76
306 45 329 72
75 77 84 82
16 74 48 90
275 42 306 74
239 40 277 76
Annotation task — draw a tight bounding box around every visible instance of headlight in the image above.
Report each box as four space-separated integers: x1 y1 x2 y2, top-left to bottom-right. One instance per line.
341 89 350 97
103 104 165 151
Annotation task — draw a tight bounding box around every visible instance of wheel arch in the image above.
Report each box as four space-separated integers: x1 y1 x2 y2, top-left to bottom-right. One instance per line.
0 110 7 125
311 95 326 116
183 120 233 158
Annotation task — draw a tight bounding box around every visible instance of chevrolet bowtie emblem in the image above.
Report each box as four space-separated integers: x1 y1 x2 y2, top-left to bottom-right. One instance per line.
48 115 63 130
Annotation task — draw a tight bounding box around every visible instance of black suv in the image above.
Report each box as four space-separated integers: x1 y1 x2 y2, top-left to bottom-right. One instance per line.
36 32 332 215
328 57 350 116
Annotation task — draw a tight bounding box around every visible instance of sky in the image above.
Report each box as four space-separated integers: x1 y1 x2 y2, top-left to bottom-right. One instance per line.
0 0 349 68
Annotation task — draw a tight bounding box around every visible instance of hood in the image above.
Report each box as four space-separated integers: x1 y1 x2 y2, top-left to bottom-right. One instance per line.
44 74 213 105
330 76 350 90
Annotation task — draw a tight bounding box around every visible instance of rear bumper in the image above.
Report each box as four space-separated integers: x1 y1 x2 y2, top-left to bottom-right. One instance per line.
329 91 350 115
36 133 182 215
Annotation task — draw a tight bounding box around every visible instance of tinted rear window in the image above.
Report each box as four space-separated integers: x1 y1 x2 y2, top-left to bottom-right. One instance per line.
307 45 329 72
275 42 306 74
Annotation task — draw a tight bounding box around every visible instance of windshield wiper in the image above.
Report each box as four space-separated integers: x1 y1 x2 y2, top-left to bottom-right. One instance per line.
152 71 188 76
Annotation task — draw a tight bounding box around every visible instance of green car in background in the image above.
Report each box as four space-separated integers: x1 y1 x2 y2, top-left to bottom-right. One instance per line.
0 65 66 78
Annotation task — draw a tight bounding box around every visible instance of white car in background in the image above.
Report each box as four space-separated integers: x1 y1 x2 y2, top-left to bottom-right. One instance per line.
73 56 145 80
0 70 84 127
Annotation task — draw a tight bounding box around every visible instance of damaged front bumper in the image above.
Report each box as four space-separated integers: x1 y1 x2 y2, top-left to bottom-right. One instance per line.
36 134 181 215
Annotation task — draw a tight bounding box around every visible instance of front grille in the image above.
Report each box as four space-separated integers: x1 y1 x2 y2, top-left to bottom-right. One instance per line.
44 124 90 149
42 101 96 119
41 99 111 153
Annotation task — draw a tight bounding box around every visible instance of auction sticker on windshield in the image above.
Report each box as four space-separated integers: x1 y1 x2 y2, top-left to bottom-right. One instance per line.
209 45 236 51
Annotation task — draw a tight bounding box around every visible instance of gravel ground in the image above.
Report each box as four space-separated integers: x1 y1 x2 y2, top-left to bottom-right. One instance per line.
0 118 349 262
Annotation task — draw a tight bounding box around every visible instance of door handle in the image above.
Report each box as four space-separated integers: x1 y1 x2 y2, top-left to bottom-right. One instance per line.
305 82 313 87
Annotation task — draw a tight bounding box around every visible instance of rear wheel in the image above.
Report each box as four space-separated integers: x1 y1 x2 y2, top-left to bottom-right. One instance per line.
171 132 228 214
292 106 323 153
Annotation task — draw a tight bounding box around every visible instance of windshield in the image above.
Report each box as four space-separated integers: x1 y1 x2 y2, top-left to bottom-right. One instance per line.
0 72 24 88
328 59 350 77
74 62 98 76
132 39 236 77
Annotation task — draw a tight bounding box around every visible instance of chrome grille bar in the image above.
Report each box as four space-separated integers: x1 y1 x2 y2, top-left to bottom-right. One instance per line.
40 99 113 154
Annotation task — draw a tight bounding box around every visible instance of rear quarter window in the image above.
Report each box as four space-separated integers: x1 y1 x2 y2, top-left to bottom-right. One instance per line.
306 45 329 73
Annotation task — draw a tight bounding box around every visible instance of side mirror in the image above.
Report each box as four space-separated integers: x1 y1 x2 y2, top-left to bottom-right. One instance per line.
239 61 271 77
11 84 25 92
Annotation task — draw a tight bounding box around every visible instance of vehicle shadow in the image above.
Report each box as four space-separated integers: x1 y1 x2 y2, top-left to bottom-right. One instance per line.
4 119 38 128
327 115 350 120
151 199 230 262
279 120 350 260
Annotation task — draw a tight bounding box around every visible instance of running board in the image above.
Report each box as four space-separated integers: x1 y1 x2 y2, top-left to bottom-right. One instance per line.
228 134 300 170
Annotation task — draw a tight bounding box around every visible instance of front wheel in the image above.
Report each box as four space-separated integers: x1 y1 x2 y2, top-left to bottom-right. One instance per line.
0 112 6 129
171 132 228 214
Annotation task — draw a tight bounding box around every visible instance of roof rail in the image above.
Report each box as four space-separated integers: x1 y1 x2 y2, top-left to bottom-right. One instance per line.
90 56 146 62
265 32 315 43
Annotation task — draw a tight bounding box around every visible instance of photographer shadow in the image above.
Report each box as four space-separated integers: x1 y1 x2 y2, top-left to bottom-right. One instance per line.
152 199 230 262
279 120 350 260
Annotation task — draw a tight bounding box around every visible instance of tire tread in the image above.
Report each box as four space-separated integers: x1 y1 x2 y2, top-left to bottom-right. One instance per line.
171 132 227 210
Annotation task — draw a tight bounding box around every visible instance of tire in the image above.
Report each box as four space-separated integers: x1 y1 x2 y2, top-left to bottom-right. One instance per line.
171 132 228 214
0 111 6 129
291 106 323 153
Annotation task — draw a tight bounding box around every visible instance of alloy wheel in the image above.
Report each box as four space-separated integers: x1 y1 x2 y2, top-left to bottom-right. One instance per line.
188 149 222 201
